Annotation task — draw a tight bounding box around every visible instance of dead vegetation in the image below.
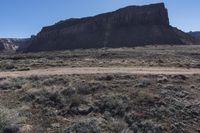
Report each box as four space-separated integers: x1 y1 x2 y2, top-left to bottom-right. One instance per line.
0 74 200 132
0 45 200 132
1 45 200 72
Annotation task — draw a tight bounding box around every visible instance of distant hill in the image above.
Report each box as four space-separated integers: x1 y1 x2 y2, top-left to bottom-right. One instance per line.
189 31 200 40
0 38 30 52
23 3 197 52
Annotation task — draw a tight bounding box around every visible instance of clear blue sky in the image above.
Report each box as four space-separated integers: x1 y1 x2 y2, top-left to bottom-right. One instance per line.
0 0 199 38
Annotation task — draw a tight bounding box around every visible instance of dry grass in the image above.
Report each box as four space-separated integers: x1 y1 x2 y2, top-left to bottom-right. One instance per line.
1 45 200 72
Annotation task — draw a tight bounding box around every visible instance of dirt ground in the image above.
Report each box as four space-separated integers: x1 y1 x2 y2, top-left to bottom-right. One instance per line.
1 67 200 78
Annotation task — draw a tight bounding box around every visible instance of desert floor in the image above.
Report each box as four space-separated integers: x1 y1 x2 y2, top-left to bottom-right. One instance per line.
0 45 200 133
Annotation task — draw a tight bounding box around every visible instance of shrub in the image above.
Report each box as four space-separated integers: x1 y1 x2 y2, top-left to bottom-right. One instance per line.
97 75 113 81
0 109 8 132
65 118 101 133
96 94 129 116
70 94 83 107
108 119 128 132
134 91 160 104
2 63 16 70
0 106 18 133
0 78 24 90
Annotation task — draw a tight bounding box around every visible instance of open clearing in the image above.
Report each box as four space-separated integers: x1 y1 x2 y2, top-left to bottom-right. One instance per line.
0 46 200 132
1 67 200 78
2 45 200 72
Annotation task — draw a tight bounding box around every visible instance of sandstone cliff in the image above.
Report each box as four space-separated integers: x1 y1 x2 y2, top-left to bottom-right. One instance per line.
26 3 197 52
0 38 30 52
0 39 18 51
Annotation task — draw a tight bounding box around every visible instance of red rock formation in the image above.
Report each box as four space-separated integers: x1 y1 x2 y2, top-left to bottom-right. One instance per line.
26 3 197 52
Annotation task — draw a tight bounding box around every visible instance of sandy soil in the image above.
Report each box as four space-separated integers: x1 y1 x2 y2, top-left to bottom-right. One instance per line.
0 67 200 78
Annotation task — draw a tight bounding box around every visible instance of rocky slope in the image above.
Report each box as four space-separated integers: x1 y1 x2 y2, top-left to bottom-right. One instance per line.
26 3 197 52
0 38 30 52
0 39 18 51
189 31 200 40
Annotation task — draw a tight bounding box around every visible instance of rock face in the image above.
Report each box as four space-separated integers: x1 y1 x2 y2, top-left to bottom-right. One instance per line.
0 38 30 52
189 31 200 40
0 39 18 51
26 3 197 52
